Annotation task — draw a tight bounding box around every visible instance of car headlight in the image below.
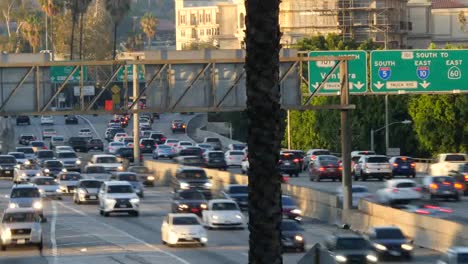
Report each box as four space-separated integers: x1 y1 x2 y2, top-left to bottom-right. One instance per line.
2 228 11 239
62 168 67 172
335 255 347 262
374 243 387 251
8 203 17 209
235 214 242 219
25 160 31 165
294 235 303 241
200 237 208 243
179 204 189 209
130 198 140 203
204 182 212 188
200 204 207 209
401 244 413 251
33 201 43 210
76 160 81 165
36 173 41 176
366 255 378 262
180 182 190 190
44 169 50 173
56 189 62 193
78 189 87 195
105 198 116 204
21 173 26 177
291 209 302 215
117 166 124 171
39 189 45 194
15 164 20 169
211 215 218 220
147 176 155 181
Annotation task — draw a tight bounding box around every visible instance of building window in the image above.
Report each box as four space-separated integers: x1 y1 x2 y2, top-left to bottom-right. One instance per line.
206 13 211 23
239 13 245 28
190 14 197 25
192 28 197 38
200 29 204 36
181 30 185 37
207 29 212 35
199 14 203 24
180 14 186 25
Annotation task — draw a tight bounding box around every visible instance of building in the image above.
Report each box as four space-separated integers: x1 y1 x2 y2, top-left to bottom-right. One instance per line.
175 0 410 50
408 0 468 48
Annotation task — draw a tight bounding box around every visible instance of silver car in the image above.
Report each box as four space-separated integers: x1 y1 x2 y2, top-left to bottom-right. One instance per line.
73 179 102 204
57 172 83 194
13 163 42 184
30 176 62 200
8 184 44 219
56 151 82 172
0 208 43 251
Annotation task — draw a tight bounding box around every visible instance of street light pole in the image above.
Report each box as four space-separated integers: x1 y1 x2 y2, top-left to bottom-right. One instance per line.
370 129 374 151
371 120 412 154
385 95 389 155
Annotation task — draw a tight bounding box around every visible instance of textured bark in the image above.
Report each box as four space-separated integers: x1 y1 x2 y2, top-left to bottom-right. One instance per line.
245 0 283 263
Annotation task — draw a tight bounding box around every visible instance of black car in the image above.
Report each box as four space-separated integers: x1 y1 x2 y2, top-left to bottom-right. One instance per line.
281 220 305 252
139 138 156 154
282 195 302 222
172 167 212 198
18 134 36 145
68 137 88 152
179 147 204 158
171 190 208 216
203 151 227 170
42 160 65 178
115 147 143 164
367 226 413 260
278 153 301 177
149 133 166 145
171 120 187 133
0 155 17 178
34 150 55 167
324 233 378 264
223 184 248 211
16 115 30 125
175 155 205 167
281 150 305 171
127 166 155 186
87 139 104 151
65 115 78 124
106 128 125 142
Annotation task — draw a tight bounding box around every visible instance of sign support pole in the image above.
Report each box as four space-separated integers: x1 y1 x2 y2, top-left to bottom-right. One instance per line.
133 62 140 166
340 60 352 211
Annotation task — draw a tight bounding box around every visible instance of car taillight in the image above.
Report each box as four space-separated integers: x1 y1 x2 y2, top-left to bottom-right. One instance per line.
310 155 316 161
393 163 398 167
162 138 166 141
454 183 463 189
415 209 430 215
140 144 144 147
229 157 233 160
392 188 399 193
410 162 416 168
338 166 342 170
42 146 47 149
319 167 325 172
442 182 451 186
293 158 299 163
429 183 438 189
413 187 422 192
439 208 453 213
464 175 468 181
154 144 158 147
424 205 439 209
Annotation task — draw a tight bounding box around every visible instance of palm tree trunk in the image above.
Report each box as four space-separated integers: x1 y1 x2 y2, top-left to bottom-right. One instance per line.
79 12 84 59
113 22 117 60
245 0 283 263
50 16 54 60
147 35 151 49
70 12 77 60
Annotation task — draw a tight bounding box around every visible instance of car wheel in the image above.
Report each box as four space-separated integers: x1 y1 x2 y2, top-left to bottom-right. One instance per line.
455 194 461 202
38 239 43 251
379 177 384 181
1 245 6 251
132 211 139 217
200 243 206 247
315 175 320 182
103 212 110 217
332 178 336 182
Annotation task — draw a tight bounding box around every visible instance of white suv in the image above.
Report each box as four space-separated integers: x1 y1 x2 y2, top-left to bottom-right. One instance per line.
98 181 140 217
354 155 392 181
40 116 54 125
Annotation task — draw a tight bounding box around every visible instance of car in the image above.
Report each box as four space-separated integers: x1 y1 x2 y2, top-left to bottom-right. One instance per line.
323 233 378 264
78 128 92 138
171 190 208 216
55 151 81 172
223 184 248 211
98 181 140 217
202 199 245 229
121 137 134 147
202 137 222 150
0 155 17 178
366 226 413 260
40 115 54 125
449 163 468 193
437 247 468 264
8 184 45 219
68 137 88 152
0 208 43 251
336 185 373 208
65 115 78 124
278 152 301 177
303 149 331 170
196 143 214 154
87 139 104 151
351 150 376 157
88 154 123 172
174 155 205 167
225 150 244 167
49 136 65 149
178 147 204 158
149 132 167 145
171 120 186 133
73 179 102 204
308 155 342 181
105 128 125 142
203 151 227 170
15 115 30 125
108 141 126 154
394 202 453 218
228 143 246 151
54 146 74 153
115 147 143 164
421 175 463 201
57 172 83 194
281 219 305 252
30 141 47 152
42 160 66 178
139 117 151 128
165 138 180 147
152 144 177 159
42 128 56 140
113 133 128 142
81 165 110 181
281 150 305 170
18 134 36 145
15 147 35 161
282 195 302 222
175 141 194 153
172 167 212 198
241 157 249 174
30 176 62 200
389 156 416 178
127 166 155 186
139 138 156 153
161 213 208 247
351 155 363 176
7 152 27 165
109 172 144 198
375 179 422 205
354 155 392 181
13 163 42 183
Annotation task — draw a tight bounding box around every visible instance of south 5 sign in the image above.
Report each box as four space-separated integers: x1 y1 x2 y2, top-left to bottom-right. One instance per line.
370 50 468 93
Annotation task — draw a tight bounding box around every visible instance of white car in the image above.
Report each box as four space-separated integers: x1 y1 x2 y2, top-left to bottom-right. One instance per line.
139 118 151 128
78 128 92 138
98 181 140 217
165 138 180 147
121 137 134 147
225 150 245 167
354 155 392 181
0 208 43 251
176 141 194 152
40 115 54 125
202 199 245 229
57 172 83 194
13 163 42 183
161 213 208 247
108 142 125 154
30 176 62 199
227 143 246 151
88 154 123 172
113 133 128 142
336 185 374 208
73 179 102 204
375 179 422 205
241 158 249 174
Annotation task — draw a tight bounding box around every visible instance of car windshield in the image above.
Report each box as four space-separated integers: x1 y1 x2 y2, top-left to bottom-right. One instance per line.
129 167 149 173
178 170 207 180
3 212 37 223
198 144 211 148
179 191 205 200
10 153 25 159
141 140 154 144
96 157 117 163
21 135 34 140
86 166 105 173
172 217 199 225
80 181 101 188
11 188 40 198
206 138 220 143
375 228 405 239
60 174 82 181
320 157 339 165
110 142 125 146
52 137 64 141
229 151 244 156
184 157 202 163
31 142 45 147
0 156 16 163
433 177 454 184
445 155 466 162
232 144 246 150
33 178 57 185
352 187 369 193
212 202 238 211
313 150 330 155
118 148 133 155
282 196 297 206
57 152 77 158
158 145 171 149
281 221 301 231
180 149 200 155
37 151 53 158
166 140 178 143
80 129 90 132
17 148 34 154
180 142 192 146
230 186 248 194
396 182 416 188
45 161 63 167
457 253 468 263
118 174 137 181
108 185 133 193
395 157 414 163
368 156 388 163
462 164 468 173
23 164 40 170
209 152 224 158
336 238 370 250
90 140 102 144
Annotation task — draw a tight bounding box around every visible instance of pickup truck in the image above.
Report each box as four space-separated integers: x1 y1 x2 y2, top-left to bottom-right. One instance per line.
429 153 468 176
88 154 123 172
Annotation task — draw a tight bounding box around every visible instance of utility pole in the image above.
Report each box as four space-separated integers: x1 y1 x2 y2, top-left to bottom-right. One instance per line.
287 109 291 149
370 128 374 151
340 60 352 211
385 94 389 155
133 61 140 165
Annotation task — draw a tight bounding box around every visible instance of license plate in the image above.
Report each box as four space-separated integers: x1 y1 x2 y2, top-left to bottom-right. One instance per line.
118 204 129 208
402 166 408 169
389 251 401 256
94 146 98 149
283 241 293 246
444 191 452 194
284 162 291 165
6 171 10 174
16 239 25 244
90 196 97 199
327 168 335 172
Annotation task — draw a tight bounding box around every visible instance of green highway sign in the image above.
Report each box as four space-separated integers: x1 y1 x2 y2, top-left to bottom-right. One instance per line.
308 51 368 94
371 50 468 93
117 65 145 82
50 65 87 83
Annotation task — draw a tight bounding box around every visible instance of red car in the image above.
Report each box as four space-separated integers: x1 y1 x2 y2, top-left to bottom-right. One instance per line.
308 155 342 181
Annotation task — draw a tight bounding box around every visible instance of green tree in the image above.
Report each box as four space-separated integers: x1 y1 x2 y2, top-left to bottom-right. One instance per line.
105 0 131 60
21 14 42 53
245 0 283 263
140 12 158 49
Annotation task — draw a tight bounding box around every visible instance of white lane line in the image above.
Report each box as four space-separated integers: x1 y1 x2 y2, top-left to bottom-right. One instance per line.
51 201 58 264
242 253 248 257
77 115 101 140
57 201 191 264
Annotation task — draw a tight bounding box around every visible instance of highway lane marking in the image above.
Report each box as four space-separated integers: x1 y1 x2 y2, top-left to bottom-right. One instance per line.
51 201 58 264
77 115 102 140
57 201 191 264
